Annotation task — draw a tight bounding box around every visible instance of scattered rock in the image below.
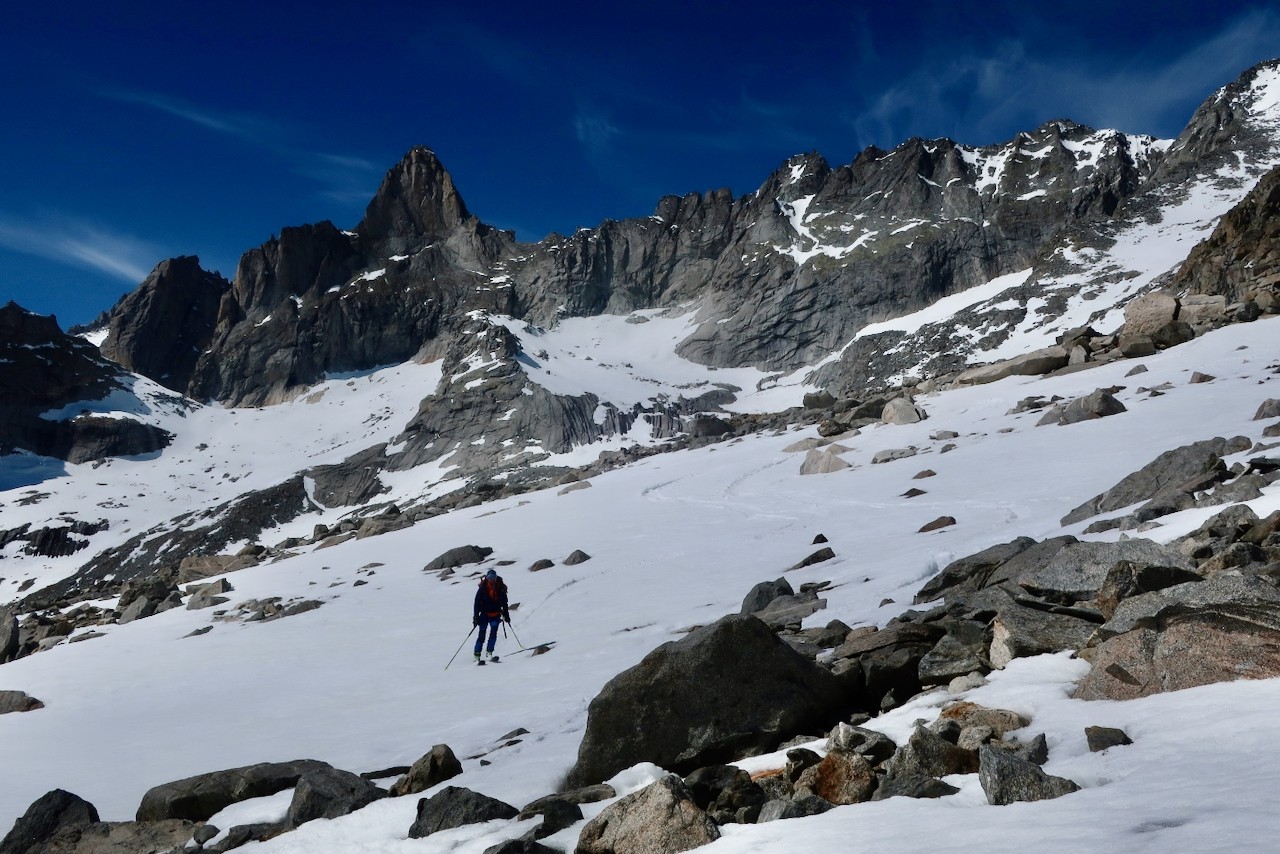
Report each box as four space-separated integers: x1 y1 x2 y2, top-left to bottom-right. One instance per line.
918 516 956 533
389 744 463 797
529 559 555 572
286 766 386 826
955 346 1071 385
407 786 519 839
871 775 960 801
978 745 1079 805
423 545 494 571
882 398 925 425
872 447 918 464
1190 371 1215 384
913 469 936 479
791 547 835 570
1085 726 1133 752
793 750 876 805
575 775 719 854
1254 399 1280 420
563 549 592 566
799 448 851 475
0 690 44 714
757 795 834 822
741 578 794 615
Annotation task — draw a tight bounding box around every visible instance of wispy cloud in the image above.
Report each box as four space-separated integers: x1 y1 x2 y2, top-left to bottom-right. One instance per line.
849 7 1280 148
574 104 621 159
102 89 281 144
101 89 383 209
0 214 163 283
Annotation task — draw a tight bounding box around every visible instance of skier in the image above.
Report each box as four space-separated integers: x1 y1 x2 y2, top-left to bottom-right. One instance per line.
473 568 510 663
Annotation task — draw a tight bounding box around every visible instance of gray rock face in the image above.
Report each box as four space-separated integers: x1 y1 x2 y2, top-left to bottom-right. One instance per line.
1016 539 1194 606
0 789 99 854
135 759 335 822
1061 436 1251 526
988 606 1095 669
576 775 719 854
97 256 231 393
408 786 519 839
0 608 17 664
1077 574 1280 701
564 614 846 788
389 744 463 797
978 745 1079 805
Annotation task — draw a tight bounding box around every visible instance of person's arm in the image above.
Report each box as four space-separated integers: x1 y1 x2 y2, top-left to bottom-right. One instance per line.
501 583 511 622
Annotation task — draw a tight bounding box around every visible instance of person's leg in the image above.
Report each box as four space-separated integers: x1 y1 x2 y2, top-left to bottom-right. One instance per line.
486 617 500 654
474 621 487 656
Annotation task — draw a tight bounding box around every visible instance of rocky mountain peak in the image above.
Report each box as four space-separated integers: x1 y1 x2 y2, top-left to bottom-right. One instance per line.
1154 58 1280 186
0 302 172 464
0 302 115 407
98 256 231 393
357 146 473 248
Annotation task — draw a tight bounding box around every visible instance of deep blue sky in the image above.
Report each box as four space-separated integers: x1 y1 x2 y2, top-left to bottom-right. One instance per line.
2 1 1278 328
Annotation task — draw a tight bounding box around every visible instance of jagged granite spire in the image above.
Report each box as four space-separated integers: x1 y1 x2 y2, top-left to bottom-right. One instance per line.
98 256 231 393
357 146 472 244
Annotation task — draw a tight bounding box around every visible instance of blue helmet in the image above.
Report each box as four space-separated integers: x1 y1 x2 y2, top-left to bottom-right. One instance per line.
485 569 498 580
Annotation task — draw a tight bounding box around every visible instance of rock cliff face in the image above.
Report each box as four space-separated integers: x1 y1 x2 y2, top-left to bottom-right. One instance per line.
96 256 230 393
1173 164 1280 303
99 120 1169 406
53 61 1280 490
0 303 172 464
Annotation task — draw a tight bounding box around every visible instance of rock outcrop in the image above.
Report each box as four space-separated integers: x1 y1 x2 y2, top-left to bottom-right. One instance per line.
564 614 846 787
0 302 173 465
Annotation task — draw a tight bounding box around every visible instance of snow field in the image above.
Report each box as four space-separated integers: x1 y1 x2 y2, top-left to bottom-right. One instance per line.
1 316 1279 852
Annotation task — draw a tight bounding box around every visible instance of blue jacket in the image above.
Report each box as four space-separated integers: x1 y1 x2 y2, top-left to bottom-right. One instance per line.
474 576 509 622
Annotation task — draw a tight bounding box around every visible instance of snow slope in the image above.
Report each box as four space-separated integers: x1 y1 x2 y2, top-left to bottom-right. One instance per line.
2 313 1279 851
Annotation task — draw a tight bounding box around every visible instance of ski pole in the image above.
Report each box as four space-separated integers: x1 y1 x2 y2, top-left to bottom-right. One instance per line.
507 621 524 650
444 626 477 671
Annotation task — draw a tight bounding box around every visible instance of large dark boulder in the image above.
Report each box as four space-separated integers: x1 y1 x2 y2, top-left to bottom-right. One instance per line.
135 759 335 822
564 614 847 788
407 786 518 839
285 766 386 826
0 789 98 854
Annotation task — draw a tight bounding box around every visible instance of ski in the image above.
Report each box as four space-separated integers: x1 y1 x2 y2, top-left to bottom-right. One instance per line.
507 641 556 657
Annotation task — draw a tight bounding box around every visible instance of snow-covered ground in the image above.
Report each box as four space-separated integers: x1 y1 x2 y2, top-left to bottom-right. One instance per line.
2 309 1279 851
